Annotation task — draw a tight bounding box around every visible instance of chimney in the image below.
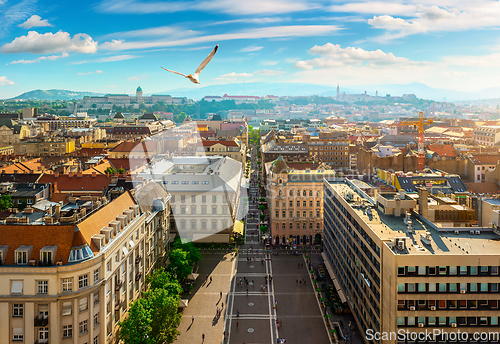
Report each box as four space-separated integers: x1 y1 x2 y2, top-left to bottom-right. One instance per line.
92 172 96 178
54 172 59 178
55 204 61 221
418 187 429 219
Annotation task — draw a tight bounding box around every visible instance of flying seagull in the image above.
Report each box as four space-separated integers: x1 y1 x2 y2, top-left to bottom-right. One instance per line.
161 44 218 84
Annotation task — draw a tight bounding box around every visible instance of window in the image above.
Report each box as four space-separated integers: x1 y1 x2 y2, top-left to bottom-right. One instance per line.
94 313 99 327
41 250 52 264
106 282 110 295
13 304 23 317
428 283 436 292
80 320 88 334
63 325 73 338
212 221 217 230
202 196 206 203
438 283 446 292
201 221 206 230
397 317 405 325
62 302 72 316
407 283 415 292
470 283 477 292
94 292 99 305
480 283 488 292
191 221 196 230
303 201 306 207
397 283 405 292
449 266 457 275
191 206 196 214
106 261 111 272
439 266 447 275
15 251 28 265
276 211 279 218
397 267 405 275
449 283 457 292
38 280 48 294
79 297 88 312
94 335 99 344
428 317 436 325
471 266 478 275
212 206 217 214
79 274 88 289
418 283 426 292
115 253 119 263
201 207 206 214
408 266 416 273
407 317 415 326
13 328 23 341
459 266 467 275
418 266 426 275
212 195 217 203
428 266 436 275
492 283 498 292
191 195 196 203
94 269 100 284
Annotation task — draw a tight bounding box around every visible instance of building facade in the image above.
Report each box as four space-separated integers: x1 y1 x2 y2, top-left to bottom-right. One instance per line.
473 126 500 147
196 140 246 165
323 178 500 344
0 190 171 344
265 156 334 245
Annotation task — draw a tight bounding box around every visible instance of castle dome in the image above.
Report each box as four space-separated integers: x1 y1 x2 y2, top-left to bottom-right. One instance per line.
136 86 142 92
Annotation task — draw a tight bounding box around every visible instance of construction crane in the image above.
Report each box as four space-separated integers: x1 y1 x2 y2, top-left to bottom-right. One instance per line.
398 111 433 172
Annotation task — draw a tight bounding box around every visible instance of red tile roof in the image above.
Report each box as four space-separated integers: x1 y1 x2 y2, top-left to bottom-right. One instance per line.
428 144 457 158
464 182 500 195
202 140 239 147
110 141 157 153
469 155 500 165
0 224 75 265
40 173 112 193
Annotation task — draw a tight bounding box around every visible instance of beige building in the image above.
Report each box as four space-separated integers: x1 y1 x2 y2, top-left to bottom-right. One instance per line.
265 156 335 245
0 119 30 147
0 188 171 344
473 125 500 147
14 139 76 156
323 179 500 344
196 139 246 165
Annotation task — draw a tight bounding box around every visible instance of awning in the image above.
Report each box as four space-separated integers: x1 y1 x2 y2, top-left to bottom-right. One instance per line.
321 252 347 304
233 220 244 235
187 273 199 281
192 233 230 243
11 281 23 294
179 299 188 308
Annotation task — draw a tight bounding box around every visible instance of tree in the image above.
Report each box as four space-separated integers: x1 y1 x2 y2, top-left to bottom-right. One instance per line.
119 289 181 344
167 249 192 281
146 268 182 296
172 239 201 266
0 195 13 210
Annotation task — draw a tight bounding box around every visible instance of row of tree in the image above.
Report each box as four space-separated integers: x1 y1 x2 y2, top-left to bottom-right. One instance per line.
118 238 201 344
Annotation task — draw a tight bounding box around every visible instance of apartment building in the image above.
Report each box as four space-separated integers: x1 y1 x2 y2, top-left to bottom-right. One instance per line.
137 156 244 243
36 115 97 130
196 139 246 165
323 178 500 344
473 126 500 147
0 188 171 344
265 156 335 245
305 131 350 170
14 139 76 156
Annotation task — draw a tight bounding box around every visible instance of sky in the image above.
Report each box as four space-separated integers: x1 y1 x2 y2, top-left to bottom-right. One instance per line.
0 0 499 99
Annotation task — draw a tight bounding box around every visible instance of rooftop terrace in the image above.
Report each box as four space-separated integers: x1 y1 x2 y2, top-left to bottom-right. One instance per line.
328 180 500 256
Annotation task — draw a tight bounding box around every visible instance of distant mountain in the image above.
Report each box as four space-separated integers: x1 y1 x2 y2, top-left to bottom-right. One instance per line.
161 81 500 102
11 89 104 101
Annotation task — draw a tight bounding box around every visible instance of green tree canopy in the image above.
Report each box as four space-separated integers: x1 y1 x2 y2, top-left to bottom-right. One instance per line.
146 268 182 296
167 249 192 281
172 238 201 266
0 195 13 211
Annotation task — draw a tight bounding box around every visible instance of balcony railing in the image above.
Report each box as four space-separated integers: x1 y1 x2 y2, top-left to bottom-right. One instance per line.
35 340 49 344
34 315 48 327
115 280 123 291
114 300 123 311
135 256 142 264
135 272 143 281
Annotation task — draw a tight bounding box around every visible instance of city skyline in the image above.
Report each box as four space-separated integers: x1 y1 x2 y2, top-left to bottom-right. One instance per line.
0 0 499 99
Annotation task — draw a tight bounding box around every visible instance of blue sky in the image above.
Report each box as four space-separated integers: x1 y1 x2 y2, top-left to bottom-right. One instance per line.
0 0 499 98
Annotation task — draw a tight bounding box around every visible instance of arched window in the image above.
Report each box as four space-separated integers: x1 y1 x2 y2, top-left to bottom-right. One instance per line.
309 190 313 197
297 190 300 197
278 179 282 184
289 190 293 197
282 223 286 230
303 190 307 196
317 190 320 197
278 190 282 196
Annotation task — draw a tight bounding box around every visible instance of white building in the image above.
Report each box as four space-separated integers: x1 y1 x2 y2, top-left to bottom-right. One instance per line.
473 126 500 147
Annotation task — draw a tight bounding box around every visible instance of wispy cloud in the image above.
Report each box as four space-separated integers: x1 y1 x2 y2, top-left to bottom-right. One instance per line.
19 15 52 29
219 72 253 78
262 60 279 65
2 31 98 54
101 25 341 51
0 76 15 85
72 54 138 64
239 45 263 53
0 0 36 37
102 25 200 39
78 69 104 75
128 75 147 80
254 69 285 76
9 52 68 64
96 0 318 15
207 17 289 26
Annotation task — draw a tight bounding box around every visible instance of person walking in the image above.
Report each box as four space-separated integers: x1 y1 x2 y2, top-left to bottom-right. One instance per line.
191 316 194 323
202 333 205 342
236 321 239 328
210 276 212 282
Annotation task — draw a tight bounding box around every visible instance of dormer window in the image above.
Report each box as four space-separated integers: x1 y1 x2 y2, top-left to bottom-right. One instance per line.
15 246 32 265
40 246 57 266
0 245 8 265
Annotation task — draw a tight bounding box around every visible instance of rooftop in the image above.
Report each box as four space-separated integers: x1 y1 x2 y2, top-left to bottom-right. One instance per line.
327 180 500 256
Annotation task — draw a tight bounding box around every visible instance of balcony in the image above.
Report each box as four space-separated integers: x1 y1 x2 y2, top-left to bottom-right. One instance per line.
135 256 142 264
115 280 123 291
115 300 123 311
35 340 49 344
135 272 143 281
34 315 48 327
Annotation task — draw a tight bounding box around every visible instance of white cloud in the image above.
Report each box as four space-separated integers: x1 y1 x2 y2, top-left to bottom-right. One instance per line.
19 15 52 29
96 0 317 15
254 69 285 75
1 31 98 54
78 71 93 75
128 75 147 80
103 26 199 39
329 2 418 16
9 52 68 64
262 60 279 65
365 2 500 41
100 25 341 51
95 70 103 73
0 76 15 85
219 72 253 78
443 52 500 67
208 17 288 26
293 43 429 70
239 45 263 53
78 69 104 75
97 55 136 62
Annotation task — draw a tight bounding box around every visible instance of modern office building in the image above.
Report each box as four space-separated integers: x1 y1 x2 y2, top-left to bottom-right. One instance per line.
0 186 171 344
323 178 500 344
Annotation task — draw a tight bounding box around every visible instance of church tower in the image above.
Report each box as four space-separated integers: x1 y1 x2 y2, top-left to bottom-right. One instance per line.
336 83 340 99
136 86 143 101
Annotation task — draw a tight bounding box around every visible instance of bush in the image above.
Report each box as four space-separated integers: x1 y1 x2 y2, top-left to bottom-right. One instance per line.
259 214 265 220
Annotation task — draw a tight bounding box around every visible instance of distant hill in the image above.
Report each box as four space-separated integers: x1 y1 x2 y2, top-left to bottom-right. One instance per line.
161 81 500 102
11 89 104 101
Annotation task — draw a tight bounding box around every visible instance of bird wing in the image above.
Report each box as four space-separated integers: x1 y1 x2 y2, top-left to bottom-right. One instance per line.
161 67 188 77
195 44 219 75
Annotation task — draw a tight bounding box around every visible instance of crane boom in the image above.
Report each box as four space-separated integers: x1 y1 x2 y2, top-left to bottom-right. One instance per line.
398 111 433 171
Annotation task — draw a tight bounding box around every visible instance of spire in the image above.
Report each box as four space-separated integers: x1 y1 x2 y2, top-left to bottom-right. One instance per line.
272 155 288 173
